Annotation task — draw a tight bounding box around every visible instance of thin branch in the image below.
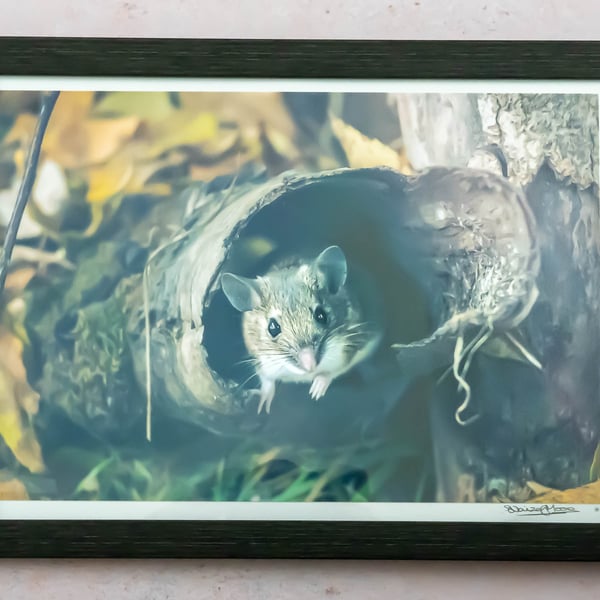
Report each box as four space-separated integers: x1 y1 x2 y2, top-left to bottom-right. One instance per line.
0 91 60 293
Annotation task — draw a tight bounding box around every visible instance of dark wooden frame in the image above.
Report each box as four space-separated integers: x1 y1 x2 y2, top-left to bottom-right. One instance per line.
0 38 599 560
1 520 599 560
0 38 599 79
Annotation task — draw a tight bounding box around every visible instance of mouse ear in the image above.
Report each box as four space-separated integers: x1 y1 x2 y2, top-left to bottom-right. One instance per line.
314 245 347 294
221 273 262 312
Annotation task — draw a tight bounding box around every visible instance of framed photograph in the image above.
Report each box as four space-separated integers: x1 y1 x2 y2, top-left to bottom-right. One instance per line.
0 38 599 559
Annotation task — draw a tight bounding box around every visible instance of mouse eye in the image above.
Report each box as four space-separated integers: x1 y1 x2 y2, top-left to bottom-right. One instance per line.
268 318 281 338
314 305 327 325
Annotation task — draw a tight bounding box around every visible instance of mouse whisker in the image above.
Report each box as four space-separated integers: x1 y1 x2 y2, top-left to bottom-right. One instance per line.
255 352 295 361
325 324 350 338
345 321 374 332
339 329 369 338
234 357 260 368
260 353 294 366
238 370 260 389
325 328 369 344
262 353 291 361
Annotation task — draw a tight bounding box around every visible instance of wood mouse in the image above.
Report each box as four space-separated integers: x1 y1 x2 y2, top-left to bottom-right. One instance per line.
221 245 383 414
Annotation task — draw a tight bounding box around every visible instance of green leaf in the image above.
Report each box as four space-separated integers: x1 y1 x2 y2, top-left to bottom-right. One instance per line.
93 92 175 122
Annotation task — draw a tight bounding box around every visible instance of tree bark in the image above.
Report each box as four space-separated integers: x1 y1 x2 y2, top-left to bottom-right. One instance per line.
393 93 600 501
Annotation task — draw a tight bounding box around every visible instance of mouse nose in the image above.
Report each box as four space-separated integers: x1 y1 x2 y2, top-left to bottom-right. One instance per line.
297 347 317 372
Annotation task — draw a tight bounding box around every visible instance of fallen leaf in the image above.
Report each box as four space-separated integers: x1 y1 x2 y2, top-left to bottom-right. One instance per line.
82 194 124 237
93 91 175 122
2 90 310 245
3 113 37 148
0 384 45 473
526 480 555 496
179 91 302 173
53 92 95 123
48 116 142 169
142 112 219 159
590 443 600 481
179 92 296 138
5 268 37 295
0 476 29 499
85 148 179 203
86 156 135 202
331 116 413 172
2 91 300 220
5 92 141 170
0 326 45 473
528 479 600 504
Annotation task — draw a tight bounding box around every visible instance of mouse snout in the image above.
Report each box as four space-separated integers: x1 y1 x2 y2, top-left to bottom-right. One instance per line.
297 347 317 372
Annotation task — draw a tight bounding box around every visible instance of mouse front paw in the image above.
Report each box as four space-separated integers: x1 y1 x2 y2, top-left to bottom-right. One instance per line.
252 379 276 414
309 374 332 401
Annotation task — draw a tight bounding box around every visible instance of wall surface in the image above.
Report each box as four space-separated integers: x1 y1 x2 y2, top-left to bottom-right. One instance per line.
1 0 599 597
1 0 599 39
3 559 600 599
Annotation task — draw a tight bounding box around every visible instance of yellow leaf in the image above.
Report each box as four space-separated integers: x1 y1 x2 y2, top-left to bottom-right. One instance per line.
5 268 37 294
121 152 183 195
86 156 135 202
93 91 175 122
0 410 25 452
13 148 25 171
526 480 555 496
528 479 600 504
82 192 130 237
5 92 141 170
331 116 412 172
83 202 107 237
0 327 44 473
4 114 37 147
179 92 296 138
178 91 302 172
51 91 95 123
242 236 277 261
590 443 600 481
144 112 218 158
137 182 172 196
45 116 141 169
86 147 179 203
0 477 29 500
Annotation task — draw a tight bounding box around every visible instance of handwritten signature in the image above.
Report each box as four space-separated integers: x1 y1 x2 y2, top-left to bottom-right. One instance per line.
504 504 579 516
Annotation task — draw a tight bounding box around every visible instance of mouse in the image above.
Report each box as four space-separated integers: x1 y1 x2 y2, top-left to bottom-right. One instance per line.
220 245 384 414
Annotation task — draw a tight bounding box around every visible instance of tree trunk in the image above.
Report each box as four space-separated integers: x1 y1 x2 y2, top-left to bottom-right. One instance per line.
393 93 600 501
